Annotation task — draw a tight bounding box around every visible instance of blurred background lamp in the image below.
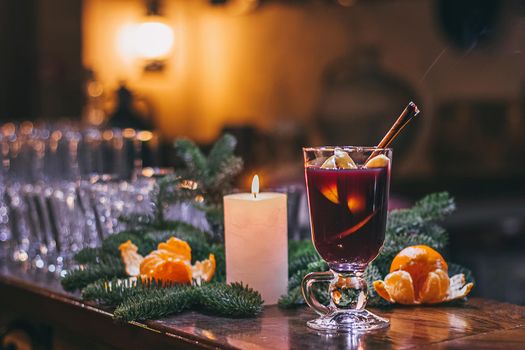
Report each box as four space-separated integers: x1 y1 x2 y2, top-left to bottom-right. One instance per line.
137 0 174 71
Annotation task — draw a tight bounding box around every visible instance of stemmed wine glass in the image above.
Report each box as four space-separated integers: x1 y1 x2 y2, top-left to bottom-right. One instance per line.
301 146 392 332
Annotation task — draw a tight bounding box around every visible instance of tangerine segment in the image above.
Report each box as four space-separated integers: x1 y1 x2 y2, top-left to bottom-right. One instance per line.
140 251 168 275
118 240 144 277
390 245 448 300
373 280 394 303
383 270 416 305
192 254 216 283
157 237 192 262
419 269 450 304
145 259 192 284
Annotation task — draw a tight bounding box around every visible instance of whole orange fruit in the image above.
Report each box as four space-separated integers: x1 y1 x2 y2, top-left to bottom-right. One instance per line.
389 245 448 300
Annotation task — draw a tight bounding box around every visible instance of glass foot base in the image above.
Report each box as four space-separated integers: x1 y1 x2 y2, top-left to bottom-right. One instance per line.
307 309 389 333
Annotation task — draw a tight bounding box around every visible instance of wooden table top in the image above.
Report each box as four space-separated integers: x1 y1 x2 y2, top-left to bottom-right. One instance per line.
1 263 524 349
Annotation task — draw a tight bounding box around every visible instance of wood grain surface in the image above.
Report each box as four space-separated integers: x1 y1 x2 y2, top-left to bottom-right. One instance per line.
1 263 524 349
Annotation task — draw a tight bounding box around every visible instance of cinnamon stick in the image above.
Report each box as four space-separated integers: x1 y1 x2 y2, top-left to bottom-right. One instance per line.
366 101 420 162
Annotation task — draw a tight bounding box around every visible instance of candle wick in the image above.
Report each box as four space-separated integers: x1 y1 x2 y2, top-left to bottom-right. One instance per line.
253 192 257 199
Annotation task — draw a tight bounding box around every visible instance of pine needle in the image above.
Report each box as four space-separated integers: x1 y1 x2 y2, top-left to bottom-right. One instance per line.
61 256 127 292
114 285 194 322
198 282 263 318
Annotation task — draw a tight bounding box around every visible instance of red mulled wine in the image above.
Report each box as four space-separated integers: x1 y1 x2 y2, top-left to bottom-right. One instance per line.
305 165 390 271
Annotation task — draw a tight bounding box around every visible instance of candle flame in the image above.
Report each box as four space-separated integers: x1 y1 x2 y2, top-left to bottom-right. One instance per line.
251 175 260 198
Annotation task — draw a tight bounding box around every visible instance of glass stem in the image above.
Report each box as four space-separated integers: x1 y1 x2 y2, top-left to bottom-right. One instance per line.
329 271 368 311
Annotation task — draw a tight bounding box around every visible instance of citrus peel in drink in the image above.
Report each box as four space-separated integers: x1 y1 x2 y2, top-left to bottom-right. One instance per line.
321 148 356 170
373 245 473 305
365 154 390 168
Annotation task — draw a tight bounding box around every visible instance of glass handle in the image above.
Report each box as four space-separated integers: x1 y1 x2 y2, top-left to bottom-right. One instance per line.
301 271 333 316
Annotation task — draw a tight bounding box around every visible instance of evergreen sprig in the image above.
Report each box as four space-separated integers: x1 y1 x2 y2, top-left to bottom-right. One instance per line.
198 282 264 318
73 247 105 265
114 286 195 322
168 134 243 239
116 134 243 236
61 256 126 292
106 281 263 322
82 278 172 306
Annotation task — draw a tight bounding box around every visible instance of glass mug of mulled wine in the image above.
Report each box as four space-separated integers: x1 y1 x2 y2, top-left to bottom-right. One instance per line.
302 146 392 332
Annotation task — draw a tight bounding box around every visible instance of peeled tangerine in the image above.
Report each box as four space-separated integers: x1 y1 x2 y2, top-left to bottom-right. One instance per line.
119 237 216 284
373 245 473 305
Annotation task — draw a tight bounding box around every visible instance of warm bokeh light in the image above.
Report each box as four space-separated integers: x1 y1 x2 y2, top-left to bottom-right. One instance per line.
123 128 137 138
135 19 174 60
117 17 174 62
102 129 114 141
2 123 16 137
137 130 153 141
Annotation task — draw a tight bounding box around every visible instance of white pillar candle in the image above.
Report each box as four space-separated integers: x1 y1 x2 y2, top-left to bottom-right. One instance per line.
224 175 288 305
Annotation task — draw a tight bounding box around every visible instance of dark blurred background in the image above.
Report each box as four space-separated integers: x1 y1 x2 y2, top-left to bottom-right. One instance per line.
1 0 525 305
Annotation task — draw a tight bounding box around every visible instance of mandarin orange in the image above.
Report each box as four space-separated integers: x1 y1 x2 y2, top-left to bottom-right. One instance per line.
389 245 448 300
373 245 473 305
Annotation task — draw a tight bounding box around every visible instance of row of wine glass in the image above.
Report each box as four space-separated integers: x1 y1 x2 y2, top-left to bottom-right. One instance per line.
0 122 161 273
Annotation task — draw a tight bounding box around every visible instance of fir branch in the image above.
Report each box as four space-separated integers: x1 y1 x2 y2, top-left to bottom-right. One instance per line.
114 285 195 322
118 213 156 230
288 253 321 276
288 240 317 261
166 134 243 237
61 256 126 292
101 230 147 256
174 139 208 177
198 282 263 318
82 278 172 307
279 259 328 308
287 260 328 292
364 263 390 307
110 282 262 322
151 174 182 223
82 278 140 306
206 156 243 195
74 247 105 265
207 133 238 176
413 191 456 221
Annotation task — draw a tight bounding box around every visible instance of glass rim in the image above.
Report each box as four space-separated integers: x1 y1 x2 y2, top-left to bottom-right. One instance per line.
302 146 393 152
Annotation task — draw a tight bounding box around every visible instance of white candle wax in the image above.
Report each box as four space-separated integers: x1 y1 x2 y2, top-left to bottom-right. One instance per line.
224 192 288 305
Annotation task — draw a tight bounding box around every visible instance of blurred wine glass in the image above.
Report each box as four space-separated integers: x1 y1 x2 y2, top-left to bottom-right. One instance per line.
0 121 160 274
